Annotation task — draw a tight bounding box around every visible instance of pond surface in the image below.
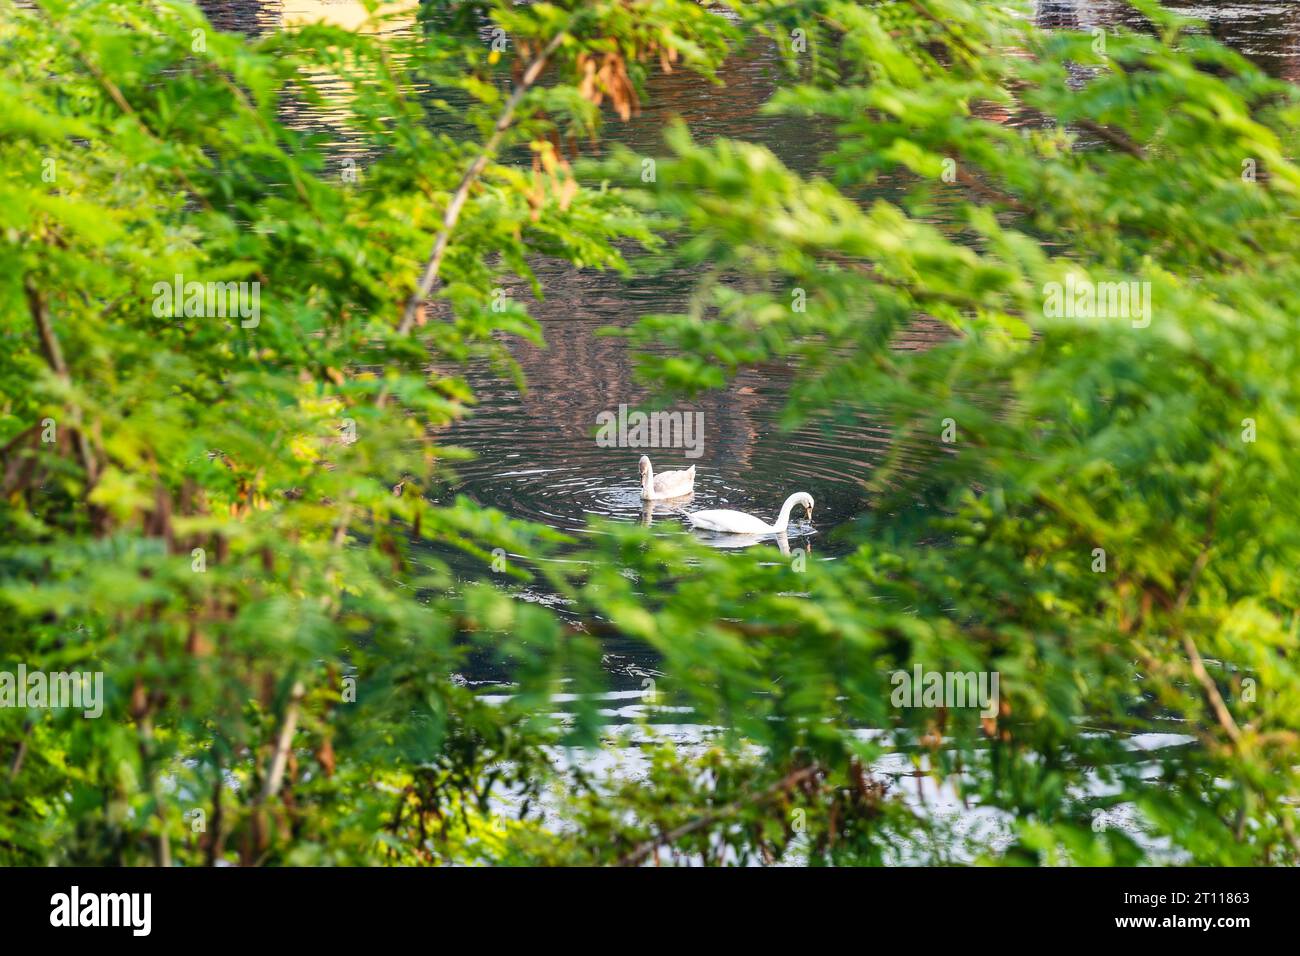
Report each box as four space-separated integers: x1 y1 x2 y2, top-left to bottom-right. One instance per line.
204 1 1294 842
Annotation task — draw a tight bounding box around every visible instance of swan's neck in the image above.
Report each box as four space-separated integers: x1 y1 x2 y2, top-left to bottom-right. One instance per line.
771 494 803 533
640 463 654 495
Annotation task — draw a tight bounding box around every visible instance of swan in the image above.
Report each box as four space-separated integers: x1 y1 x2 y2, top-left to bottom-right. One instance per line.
687 492 814 535
639 455 696 500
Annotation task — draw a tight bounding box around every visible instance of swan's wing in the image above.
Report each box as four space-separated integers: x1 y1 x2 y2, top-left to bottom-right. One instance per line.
653 468 696 495
686 509 770 534
685 509 724 529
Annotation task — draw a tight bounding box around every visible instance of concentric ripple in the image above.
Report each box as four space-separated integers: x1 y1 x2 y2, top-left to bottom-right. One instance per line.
437 263 941 560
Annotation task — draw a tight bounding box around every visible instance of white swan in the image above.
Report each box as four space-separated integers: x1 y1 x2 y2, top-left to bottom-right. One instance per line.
639 455 696 500
687 492 814 535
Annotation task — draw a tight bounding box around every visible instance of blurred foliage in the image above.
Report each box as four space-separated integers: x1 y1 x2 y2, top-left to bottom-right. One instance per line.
0 0 1296 865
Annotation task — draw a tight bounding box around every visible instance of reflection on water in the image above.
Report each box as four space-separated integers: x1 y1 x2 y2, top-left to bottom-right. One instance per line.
281 0 418 31
480 695 1189 864
693 529 813 554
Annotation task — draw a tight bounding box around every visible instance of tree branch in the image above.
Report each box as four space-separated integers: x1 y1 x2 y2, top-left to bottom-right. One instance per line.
261 680 305 804
1172 485 1242 746
1074 118 1148 161
38 3 213 210
25 279 99 486
398 30 569 335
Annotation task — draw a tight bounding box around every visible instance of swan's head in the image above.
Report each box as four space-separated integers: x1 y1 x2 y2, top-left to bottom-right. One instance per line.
638 455 651 477
795 492 814 521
